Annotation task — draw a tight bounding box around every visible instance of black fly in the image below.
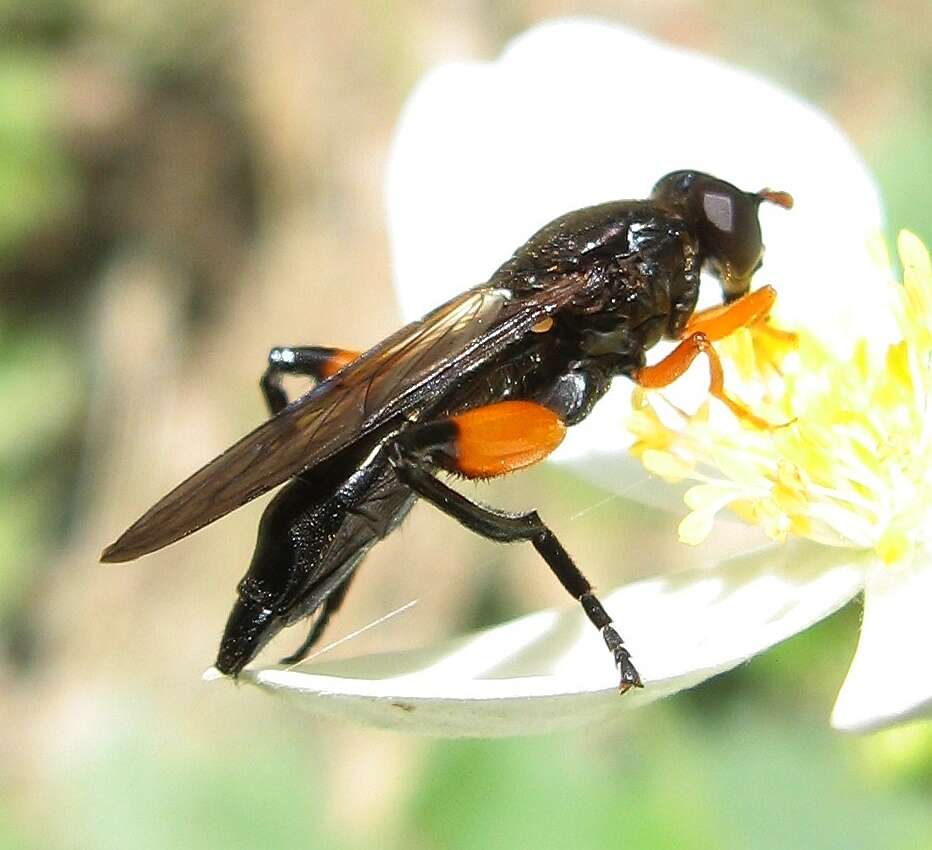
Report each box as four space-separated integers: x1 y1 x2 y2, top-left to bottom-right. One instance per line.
102 171 792 690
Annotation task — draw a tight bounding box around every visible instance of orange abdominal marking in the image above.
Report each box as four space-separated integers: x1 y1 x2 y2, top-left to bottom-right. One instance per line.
450 401 566 478
531 316 554 333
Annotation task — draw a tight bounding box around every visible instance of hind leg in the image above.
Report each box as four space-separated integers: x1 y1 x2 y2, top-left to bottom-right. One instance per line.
388 403 642 693
260 345 360 413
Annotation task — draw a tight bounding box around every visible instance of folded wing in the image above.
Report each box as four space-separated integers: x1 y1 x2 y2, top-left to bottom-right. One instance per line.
102 277 583 562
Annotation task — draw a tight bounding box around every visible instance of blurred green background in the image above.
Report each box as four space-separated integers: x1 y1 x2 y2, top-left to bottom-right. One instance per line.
1 2 930 848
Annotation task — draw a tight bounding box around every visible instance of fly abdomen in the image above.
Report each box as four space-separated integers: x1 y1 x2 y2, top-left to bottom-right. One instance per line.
215 440 415 676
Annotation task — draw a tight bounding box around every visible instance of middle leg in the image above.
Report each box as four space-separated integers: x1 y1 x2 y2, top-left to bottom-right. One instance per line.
636 332 773 428
260 345 360 414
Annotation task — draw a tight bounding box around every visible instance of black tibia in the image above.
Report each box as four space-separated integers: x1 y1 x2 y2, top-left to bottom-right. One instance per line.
260 346 345 415
389 424 642 691
279 569 356 665
216 431 416 676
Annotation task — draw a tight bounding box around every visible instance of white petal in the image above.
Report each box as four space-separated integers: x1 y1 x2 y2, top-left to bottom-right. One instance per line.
831 558 932 732
219 540 867 736
549 383 693 513
387 18 885 345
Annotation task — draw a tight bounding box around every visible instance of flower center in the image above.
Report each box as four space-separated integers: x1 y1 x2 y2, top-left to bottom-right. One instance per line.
629 231 932 568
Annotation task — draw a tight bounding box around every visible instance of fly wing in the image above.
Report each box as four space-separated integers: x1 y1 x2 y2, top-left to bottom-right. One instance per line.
101 277 584 562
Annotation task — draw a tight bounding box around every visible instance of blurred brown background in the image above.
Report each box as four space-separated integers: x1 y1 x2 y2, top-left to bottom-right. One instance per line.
1 2 930 848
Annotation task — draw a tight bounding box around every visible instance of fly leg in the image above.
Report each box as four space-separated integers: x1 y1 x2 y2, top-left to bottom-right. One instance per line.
387 401 642 693
637 332 774 428
279 567 357 664
260 346 360 413
682 285 777 340
683 285 797 372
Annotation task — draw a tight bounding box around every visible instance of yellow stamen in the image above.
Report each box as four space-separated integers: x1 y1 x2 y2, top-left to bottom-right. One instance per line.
629 232 932 569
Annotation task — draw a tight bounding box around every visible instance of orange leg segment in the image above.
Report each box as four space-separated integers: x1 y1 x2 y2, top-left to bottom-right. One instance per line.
636 332 772 429
682 285 779 341
262 345 361 415
318 348 360 379
448 401 567 479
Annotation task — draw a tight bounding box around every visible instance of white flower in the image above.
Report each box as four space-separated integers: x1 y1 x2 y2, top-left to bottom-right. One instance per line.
631 230 932 732
217 19 927 736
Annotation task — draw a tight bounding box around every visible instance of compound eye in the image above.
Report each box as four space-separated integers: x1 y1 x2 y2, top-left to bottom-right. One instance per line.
699 184 762 282
701 190 736 234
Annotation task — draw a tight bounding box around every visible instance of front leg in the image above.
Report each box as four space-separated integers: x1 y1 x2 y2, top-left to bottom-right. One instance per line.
682 285 778 341
389 401 642 693
260 345 359 414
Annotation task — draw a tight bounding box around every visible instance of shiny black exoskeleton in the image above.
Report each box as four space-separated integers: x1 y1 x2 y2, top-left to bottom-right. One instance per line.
102 171 790 686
